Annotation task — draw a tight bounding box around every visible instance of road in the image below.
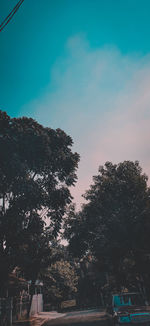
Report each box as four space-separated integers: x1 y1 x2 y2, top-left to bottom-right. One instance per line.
43 309 109 326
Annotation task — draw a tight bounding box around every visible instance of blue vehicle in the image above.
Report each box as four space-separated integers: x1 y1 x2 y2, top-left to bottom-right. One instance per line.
107 292 150 325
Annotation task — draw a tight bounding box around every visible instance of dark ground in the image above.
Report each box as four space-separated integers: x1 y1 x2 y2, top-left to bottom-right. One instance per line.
43 309 109 326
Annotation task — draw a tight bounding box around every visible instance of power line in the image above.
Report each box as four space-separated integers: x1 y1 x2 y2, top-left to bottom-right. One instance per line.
0 0 23 28
0 0 24 30
0 0 25 32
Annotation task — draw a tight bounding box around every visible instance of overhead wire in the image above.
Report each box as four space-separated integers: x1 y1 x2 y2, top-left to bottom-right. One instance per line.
0 0 25 32
0 0 23 28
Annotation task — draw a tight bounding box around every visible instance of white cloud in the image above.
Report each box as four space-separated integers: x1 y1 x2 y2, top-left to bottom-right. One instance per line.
22 36 150 209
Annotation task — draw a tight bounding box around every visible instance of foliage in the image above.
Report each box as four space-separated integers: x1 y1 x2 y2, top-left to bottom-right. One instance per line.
43 258 78 305
0 110 79 296
64 161 150 290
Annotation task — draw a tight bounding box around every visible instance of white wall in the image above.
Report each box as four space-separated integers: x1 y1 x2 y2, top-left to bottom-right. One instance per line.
30 294 43 315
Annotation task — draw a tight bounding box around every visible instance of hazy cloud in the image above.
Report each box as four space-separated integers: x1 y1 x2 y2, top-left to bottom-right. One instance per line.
22 36 150 208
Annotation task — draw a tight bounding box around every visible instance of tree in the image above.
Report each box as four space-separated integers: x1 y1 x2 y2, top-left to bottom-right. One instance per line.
64 161 150 291
43 259 78 308
0 110 79 298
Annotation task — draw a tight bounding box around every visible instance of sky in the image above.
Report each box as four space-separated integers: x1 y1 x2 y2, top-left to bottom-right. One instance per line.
0 0 150 208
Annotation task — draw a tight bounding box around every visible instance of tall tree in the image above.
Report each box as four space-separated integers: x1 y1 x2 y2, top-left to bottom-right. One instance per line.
0 110 79 297
64 161 150 290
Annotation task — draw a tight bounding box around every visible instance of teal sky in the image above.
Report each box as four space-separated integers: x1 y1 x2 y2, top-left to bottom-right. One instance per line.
1 0 150 206
1 0 150 115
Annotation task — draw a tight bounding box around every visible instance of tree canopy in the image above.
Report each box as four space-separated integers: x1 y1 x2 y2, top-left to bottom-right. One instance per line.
64 161 150 290
0 110 79 295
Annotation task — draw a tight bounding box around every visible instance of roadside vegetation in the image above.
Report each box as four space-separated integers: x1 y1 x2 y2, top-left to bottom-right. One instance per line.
1 109 150 321
64 161 150 301
0 110 79 316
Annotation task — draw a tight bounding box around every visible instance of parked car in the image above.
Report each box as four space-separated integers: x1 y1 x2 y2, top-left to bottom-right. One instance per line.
107 292 150 325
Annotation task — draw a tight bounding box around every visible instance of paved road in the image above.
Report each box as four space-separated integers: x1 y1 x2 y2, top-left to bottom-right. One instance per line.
43 309 109 326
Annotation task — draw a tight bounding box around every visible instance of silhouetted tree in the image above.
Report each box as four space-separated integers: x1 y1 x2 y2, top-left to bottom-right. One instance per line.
64 161 150 290
0 110 79 301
